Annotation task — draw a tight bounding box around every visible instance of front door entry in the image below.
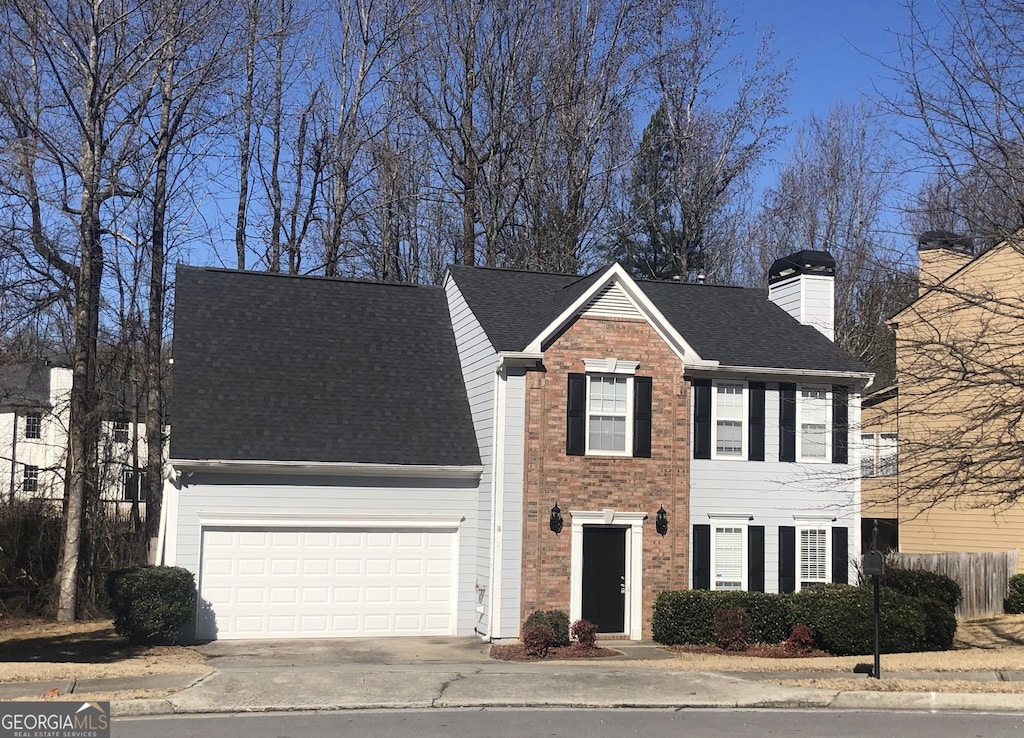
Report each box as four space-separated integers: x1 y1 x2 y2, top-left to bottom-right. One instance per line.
581 526 627 633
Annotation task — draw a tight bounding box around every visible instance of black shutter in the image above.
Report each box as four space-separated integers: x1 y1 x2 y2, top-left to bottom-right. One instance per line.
693 379 712 460
748 382 765 461
566 373 586 456
633 376 653 458
748 525 765 592
779 383 796 462
832 526 849 585
779 526 796 593
692 524 711 590
832 385 849 464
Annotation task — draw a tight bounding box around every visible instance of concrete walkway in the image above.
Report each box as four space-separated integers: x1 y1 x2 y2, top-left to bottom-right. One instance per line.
3 638 1024 717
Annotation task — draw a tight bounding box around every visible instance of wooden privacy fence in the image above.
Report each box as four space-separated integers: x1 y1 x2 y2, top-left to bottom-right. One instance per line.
891 550 1019 619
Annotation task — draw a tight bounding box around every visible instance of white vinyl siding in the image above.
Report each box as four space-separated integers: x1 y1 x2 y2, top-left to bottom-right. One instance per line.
712 525 745 590
713 382 745 458
586 375 632 454
798 527 829 590
797 386 829 461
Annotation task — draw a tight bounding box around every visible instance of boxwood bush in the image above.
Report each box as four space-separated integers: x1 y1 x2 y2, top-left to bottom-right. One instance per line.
788 584 927 656
916 597 957 651
1005 574 1024 614
883 567 962 612
107 566 195 644
652 590 790 646
524 609 570 647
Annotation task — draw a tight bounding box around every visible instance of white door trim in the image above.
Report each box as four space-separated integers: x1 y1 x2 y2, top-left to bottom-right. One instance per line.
568 509 646 640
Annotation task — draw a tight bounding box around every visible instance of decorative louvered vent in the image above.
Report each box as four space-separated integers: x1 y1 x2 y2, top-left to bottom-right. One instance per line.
582 282 641 318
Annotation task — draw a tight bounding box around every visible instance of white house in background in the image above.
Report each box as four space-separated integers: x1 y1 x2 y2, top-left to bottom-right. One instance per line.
0 361 152 509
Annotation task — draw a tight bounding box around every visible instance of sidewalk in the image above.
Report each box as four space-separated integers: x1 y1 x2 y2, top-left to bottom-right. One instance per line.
4 641 1024 717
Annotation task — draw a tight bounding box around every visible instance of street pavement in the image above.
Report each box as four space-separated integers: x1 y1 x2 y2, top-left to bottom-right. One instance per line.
3 638 1024 717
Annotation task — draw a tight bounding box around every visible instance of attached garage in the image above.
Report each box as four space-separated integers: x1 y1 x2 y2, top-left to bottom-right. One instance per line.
195 520 461 640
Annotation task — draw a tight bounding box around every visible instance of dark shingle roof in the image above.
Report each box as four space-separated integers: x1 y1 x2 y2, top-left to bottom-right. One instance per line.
171 266 480 466
449 265 866 374
0 363 54 411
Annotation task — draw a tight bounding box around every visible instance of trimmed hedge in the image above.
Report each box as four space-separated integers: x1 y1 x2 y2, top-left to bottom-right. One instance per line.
883 567 962 612
524 609 570 647
1006 574 1024 614
652 591 791 646
107 566 195 644
916 597 957 651
788 584 926 656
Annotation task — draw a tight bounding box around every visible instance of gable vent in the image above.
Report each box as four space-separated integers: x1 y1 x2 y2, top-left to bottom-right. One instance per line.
583 282 642 319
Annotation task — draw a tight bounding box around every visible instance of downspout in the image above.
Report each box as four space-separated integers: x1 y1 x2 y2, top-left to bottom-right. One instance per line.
153 464 174 565
9 410 18 504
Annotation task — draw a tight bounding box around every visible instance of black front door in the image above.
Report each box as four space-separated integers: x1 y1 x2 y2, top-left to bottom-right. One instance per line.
581 526 626 633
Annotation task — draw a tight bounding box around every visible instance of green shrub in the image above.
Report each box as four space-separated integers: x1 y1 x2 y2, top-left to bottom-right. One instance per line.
714 608 750 651
884 567 962 612
916 597 957 651
1005 574 1024 614
523 624 554 658
524 609 570 647
106 566 195 644
652 590 790 646
788 584 927 656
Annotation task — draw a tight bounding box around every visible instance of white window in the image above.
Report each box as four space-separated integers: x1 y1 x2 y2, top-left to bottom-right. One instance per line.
861 433 898 478
586 374 632 454
25 412 41 439
712 525 746 590
22 465 38 492
797 385 830 461
798 527 829 590
713 382 745 458
113 420 130 444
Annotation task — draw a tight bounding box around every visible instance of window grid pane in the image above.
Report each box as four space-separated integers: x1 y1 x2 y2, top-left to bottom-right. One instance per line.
715 384 744 456
801 423 826 458
861 434 877 477
878 433 898 476
22 465 38 492
800 528 827 584
587 375 628 452
25 413 41 440
714 526 743 589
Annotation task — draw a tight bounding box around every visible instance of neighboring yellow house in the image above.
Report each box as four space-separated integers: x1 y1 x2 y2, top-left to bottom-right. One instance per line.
864 232 1024 571
860 386 898 552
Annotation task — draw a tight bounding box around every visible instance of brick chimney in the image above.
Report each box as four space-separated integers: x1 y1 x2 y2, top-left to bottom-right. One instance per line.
917 231 973 296
767 250 836 341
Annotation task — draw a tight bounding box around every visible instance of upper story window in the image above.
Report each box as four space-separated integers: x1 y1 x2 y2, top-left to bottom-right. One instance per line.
861 433 897 477
797 385 830 461
587 375 630 453
566 359 652 458
113 420 130 444
713 383 745 458
22 465 39 492
24 412 41 439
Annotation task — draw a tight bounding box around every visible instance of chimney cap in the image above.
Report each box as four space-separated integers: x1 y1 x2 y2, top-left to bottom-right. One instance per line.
768 250 836 285
917 230 974 256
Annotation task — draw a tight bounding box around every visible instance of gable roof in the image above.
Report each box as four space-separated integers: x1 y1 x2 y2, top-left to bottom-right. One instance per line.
0 362 55 411
449 265 866 374
171 266 480 467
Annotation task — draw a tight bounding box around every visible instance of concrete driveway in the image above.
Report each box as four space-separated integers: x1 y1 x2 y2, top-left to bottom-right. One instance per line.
193 636 494 670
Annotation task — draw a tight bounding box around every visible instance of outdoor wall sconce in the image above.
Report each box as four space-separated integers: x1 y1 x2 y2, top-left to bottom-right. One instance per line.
549 503 564 535
655 506 668 536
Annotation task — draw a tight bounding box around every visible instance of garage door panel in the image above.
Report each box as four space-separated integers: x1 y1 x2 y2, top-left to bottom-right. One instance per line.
199 525 457 640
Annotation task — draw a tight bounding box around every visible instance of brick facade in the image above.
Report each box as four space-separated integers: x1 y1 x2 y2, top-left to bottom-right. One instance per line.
520 314 691 638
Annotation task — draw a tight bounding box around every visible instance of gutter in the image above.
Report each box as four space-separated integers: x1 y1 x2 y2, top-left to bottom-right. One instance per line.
167 459 484 479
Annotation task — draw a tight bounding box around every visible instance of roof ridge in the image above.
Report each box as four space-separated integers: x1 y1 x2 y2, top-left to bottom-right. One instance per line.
448 263 584 278
178 265 440 290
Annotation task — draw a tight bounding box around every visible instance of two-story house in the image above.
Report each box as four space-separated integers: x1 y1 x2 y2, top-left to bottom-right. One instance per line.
0 361 151 508
159 252 870 642
862 232 1024 570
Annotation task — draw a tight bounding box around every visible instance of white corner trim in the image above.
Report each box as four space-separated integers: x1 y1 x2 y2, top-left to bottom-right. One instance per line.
168 458 484 479
792 514 838 523
196 512 465 529
523 264 701 363
583 358 640 375
707 512 754 521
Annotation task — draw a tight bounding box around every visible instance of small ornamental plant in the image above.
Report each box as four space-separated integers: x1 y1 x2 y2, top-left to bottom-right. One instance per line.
570 618 599 649
713 607 751 652
523 623 555 658
784 624 815 655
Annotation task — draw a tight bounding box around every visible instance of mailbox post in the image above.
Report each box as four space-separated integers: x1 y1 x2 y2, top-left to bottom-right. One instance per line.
862 520 885 679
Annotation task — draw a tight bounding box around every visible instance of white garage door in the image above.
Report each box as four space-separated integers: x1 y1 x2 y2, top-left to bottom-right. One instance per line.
198 526 458 640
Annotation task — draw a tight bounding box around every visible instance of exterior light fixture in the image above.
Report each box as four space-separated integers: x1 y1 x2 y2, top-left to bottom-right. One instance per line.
655 506 668 536
549 503 564 535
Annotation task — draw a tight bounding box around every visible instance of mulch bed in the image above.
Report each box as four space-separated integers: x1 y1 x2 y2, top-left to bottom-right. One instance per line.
490 643 621 661
666 643 831 658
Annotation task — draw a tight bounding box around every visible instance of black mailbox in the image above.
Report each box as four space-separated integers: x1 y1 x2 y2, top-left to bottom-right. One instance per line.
863 551 884 577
